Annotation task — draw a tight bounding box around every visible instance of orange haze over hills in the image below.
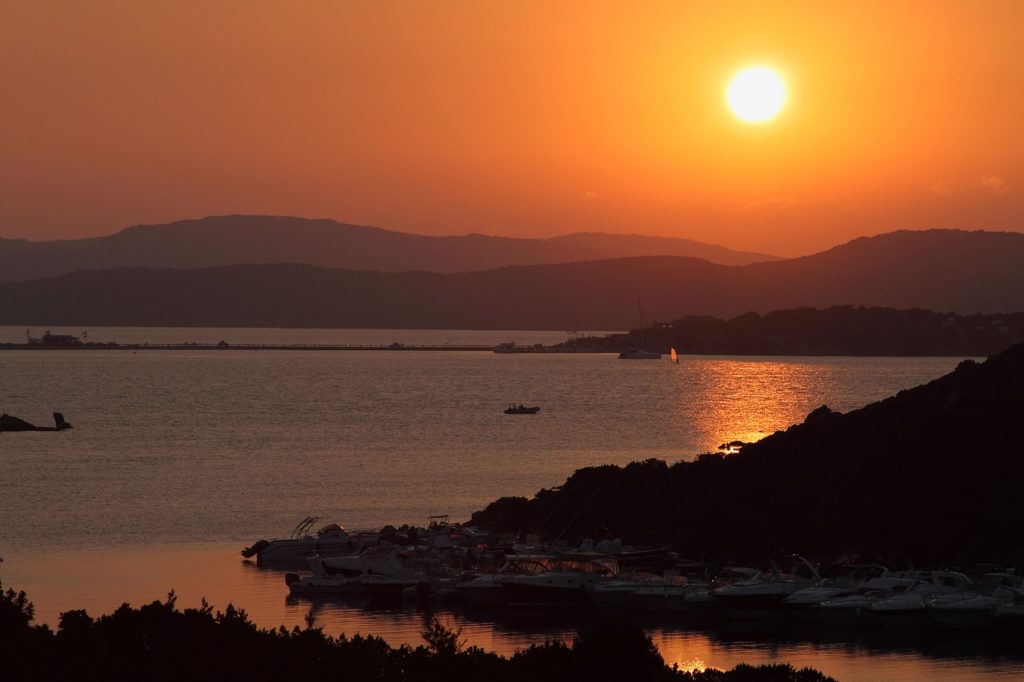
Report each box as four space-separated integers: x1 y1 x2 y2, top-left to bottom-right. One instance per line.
1 1 1022 255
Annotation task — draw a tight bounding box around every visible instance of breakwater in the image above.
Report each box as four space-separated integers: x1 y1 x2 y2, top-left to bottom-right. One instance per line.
0 342 599 353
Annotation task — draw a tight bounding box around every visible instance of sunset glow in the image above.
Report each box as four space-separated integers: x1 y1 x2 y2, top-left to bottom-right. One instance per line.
1 2 1022 255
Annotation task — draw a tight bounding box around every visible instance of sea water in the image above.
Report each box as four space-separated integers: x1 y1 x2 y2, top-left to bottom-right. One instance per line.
2 327 1018 680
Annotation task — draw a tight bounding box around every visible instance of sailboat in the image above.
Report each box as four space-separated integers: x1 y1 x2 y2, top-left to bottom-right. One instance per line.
670 347 679 364
618 301 662 360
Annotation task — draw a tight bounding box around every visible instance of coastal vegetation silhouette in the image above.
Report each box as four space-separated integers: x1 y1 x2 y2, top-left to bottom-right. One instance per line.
0 584 833 682
584 306 1024 357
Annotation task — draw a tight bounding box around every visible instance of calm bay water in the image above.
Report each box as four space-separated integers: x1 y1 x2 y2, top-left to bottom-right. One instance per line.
2 327 1018 680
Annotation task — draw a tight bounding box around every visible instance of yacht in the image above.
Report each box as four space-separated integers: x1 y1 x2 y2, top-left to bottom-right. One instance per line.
286 570 366 596
784 565 898 620
813 577 919 627
455 555 555 605
635 582 715 613
285 555 370 596
286 544 447 597
870 570 973 629
712 558 820 617
927 573 1024 630
618 300 662 360
241 517 378 566
501 554 619 606
636 565 759 613
590 573 663 608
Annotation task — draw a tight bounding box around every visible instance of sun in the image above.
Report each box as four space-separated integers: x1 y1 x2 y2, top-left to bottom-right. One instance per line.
726 66 787 123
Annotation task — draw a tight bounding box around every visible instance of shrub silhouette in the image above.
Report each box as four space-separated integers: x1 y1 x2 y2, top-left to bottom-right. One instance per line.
0 581 835 681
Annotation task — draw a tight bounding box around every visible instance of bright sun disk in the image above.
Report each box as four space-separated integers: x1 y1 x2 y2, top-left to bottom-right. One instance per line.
726 66 787 123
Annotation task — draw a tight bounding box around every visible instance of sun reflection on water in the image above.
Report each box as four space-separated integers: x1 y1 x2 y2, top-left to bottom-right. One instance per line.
673 357 851 453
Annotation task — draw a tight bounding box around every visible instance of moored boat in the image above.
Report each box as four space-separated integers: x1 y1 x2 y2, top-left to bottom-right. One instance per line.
927 574 1024 630
456 555 557 605
241 517 378 566
501 554 619 607
815 592 886 627
618 348 662 360
618 300 662 360
713 558 819 618
785 564 894 615
871 570 973 630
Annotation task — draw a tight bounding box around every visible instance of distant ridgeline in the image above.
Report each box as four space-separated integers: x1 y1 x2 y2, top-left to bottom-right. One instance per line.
2 230 1024 329
471 340 1024 565
577 306 1024 356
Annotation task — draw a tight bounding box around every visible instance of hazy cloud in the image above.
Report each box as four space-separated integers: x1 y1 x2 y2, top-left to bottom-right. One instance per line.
979 175 1008 193
929 180 953 195
582 190 601 201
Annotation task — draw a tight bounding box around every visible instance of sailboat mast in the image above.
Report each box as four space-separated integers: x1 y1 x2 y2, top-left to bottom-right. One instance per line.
638 300 646 350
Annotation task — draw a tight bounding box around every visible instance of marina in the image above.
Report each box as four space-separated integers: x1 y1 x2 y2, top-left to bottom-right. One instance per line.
237 517 1024 641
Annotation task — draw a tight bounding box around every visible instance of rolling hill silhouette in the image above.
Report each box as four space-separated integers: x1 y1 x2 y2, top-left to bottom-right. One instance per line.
1 229 1021 329
0 215 776 283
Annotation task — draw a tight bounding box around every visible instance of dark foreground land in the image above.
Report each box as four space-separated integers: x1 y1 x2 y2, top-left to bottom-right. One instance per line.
0 585 832 682
474 340 1024 565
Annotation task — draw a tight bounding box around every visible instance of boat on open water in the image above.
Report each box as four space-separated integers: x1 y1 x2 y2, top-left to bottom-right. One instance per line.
504 404 540 414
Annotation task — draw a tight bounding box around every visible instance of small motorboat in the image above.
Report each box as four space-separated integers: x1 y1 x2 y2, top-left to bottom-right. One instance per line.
504 404 540 414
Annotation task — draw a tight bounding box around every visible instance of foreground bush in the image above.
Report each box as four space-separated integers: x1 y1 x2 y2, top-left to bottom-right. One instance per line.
0 583 834 681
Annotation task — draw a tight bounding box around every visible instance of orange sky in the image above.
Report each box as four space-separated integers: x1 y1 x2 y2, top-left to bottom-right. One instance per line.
2 1 1022 255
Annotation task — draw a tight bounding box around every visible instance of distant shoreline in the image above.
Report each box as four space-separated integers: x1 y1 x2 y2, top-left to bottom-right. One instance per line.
0 341 981 357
